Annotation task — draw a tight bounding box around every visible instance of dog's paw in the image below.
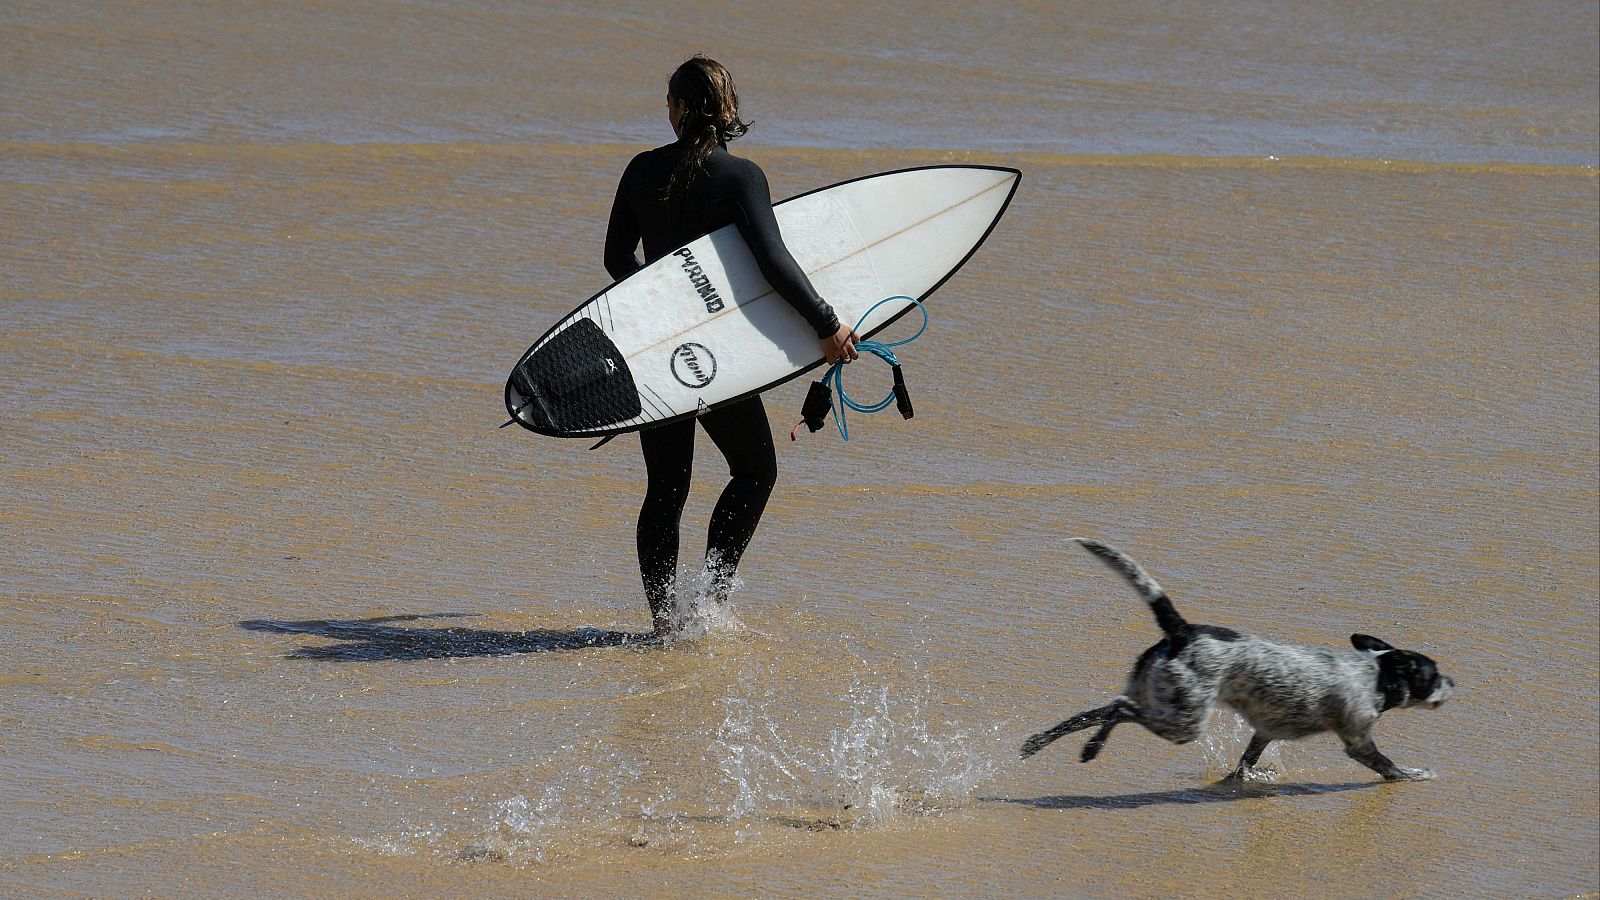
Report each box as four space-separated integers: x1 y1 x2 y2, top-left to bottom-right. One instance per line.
1387 767 1436 782
1221 766 1279 785
1019 735 1048 758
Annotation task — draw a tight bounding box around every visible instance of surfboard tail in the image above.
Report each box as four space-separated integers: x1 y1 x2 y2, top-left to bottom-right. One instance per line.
506 319 641 435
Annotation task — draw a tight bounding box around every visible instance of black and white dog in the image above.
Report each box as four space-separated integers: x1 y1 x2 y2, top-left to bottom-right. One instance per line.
1021 539 1454 782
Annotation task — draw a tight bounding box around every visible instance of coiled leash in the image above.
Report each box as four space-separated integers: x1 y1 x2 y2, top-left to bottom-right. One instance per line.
791 295 926 441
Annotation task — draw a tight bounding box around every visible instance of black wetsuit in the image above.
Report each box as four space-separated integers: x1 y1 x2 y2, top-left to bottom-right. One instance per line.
604 142 837 626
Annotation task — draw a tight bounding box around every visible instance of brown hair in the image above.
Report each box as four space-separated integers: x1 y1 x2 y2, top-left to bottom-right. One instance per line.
666 55 751 198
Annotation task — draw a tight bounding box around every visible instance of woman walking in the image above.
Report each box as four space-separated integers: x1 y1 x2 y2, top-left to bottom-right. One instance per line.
604 55 857 637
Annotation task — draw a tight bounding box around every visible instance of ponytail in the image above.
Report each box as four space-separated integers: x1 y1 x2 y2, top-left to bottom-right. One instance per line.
665 55 751 199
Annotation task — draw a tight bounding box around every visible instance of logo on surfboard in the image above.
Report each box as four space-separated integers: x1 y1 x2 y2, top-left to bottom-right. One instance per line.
672 247 726 313
670 342 717 388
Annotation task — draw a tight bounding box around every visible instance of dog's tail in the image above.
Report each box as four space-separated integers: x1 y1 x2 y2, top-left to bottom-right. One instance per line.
1075 538 1187 638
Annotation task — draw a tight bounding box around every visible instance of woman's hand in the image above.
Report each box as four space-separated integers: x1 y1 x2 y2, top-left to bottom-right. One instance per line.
821 323 859 365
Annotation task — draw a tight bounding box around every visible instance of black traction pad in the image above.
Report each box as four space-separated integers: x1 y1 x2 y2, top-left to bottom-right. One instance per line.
509 318 642 434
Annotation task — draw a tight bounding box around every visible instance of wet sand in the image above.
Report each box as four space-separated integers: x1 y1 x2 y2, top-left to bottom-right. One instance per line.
2 1 1597 896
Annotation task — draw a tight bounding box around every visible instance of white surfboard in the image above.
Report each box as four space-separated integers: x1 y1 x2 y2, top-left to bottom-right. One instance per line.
504 164 1020 437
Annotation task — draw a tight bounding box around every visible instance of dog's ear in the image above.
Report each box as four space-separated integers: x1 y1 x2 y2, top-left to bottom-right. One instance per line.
1352 634 1394 654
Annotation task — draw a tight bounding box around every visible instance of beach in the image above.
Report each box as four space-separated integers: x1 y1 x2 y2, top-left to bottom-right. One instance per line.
2 1 1597 895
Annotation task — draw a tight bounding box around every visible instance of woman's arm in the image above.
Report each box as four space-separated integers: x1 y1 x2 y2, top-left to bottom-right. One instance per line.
727 161 841 339
603 170 643 281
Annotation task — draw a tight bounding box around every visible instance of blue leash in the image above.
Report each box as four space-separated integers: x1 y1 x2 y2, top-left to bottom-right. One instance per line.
803 295 927 441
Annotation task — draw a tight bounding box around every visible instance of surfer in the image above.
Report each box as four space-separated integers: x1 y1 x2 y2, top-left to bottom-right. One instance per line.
604 55 857 638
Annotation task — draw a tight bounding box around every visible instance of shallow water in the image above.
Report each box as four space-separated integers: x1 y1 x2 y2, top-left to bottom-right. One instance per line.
2 1 1597 897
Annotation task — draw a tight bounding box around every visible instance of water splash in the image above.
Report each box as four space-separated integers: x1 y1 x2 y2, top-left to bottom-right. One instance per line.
1199 709 1285 782
451 743 646 865
367 661 1004 865
659 556 744 644
714 673 1001 830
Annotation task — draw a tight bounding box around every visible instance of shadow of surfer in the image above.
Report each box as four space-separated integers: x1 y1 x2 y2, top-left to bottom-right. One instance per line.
238 612 649 661
988 779 1379 812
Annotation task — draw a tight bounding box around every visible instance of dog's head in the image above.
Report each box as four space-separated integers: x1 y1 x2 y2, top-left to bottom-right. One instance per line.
1352 634 1455 711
